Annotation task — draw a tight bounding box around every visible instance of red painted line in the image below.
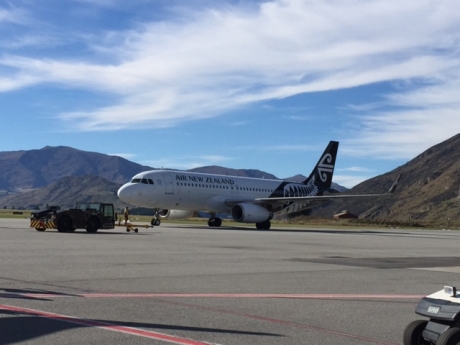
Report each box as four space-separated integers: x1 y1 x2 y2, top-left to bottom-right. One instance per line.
0 304 213 345
1 293 415 345
20 292 424 299
153 299 400 345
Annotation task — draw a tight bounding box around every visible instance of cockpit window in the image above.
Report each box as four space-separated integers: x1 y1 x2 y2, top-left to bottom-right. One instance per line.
130 178 154 184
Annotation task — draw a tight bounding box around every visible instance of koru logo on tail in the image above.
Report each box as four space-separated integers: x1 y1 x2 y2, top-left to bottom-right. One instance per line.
317 153 333 182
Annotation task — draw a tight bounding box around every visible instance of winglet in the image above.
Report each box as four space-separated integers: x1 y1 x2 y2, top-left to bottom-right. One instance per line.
388 174 402 194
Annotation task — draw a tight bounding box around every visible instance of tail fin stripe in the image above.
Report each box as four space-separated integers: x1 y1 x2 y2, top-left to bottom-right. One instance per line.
318 153 334 183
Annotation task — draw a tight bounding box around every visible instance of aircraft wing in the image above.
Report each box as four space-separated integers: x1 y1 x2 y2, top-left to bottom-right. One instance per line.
224 174 401 208
256 174 401 204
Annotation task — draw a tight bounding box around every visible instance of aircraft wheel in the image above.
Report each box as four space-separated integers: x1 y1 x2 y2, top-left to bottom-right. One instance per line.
35 227 46 232
256 221 271 230
208 218 215 227
134 228 139 233
154 219 161 226
402 320 428 345
437 327 460 345
214 218 222 227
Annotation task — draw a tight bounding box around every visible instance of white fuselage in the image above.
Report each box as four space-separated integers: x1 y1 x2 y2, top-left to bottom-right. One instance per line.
117 170 317 215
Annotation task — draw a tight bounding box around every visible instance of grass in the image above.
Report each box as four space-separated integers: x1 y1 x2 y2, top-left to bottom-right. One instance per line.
0 209 32 219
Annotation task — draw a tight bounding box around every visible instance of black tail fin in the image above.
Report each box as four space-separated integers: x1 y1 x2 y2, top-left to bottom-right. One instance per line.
302 141 339 191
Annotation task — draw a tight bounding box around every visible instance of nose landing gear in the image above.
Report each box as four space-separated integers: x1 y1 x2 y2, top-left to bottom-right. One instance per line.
151 209 161 226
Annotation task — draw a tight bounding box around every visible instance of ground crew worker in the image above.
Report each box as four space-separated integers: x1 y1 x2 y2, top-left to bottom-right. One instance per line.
123 207 129 225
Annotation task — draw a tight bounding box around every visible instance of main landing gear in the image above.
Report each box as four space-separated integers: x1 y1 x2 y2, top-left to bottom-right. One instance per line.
208 216 222 227
256 221 271 230
207 217 271 230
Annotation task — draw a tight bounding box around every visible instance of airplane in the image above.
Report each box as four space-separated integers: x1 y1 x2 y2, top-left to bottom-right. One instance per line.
117 141 401 230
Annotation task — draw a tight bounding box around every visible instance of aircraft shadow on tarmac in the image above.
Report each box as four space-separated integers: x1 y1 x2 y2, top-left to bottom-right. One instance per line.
0 288 80 301
174 224 408 236
0 311 282 345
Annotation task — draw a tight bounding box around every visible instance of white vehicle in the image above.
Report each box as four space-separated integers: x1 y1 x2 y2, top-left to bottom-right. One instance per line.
117 141 400 230
404 286 460 345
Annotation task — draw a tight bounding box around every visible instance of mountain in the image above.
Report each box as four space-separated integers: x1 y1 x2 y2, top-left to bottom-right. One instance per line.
0 175 130 211
0 146 153 190
188 166 278 179
7 134 460 225
314 134 460 225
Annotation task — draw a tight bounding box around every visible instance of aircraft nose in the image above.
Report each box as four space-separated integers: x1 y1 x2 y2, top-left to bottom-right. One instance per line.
117 181 151 207
117 184 132 203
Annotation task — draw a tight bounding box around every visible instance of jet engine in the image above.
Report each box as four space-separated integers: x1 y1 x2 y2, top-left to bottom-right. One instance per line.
158 209 194 219
231 203 272 223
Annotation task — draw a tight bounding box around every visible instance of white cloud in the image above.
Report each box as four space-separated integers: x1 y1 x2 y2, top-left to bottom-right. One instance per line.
339 166 373 173
109 153 137 160
237 144 319 152
333 174 370 189
141 155 233 170
73 0 118 7
0 6 26 25
342 78 460 159
1 0 460 157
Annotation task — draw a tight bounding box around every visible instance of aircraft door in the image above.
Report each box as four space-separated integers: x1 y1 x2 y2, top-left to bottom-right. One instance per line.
162 173 174 194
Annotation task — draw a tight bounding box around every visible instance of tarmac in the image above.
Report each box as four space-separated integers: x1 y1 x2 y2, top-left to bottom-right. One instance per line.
1 218 460 345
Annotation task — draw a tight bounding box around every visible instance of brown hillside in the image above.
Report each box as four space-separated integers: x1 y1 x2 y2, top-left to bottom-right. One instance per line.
0 175 129 211
314 134 460 224
0 146 153 189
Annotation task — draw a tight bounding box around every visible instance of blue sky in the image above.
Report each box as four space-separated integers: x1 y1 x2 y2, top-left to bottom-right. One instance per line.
1 0 460 188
